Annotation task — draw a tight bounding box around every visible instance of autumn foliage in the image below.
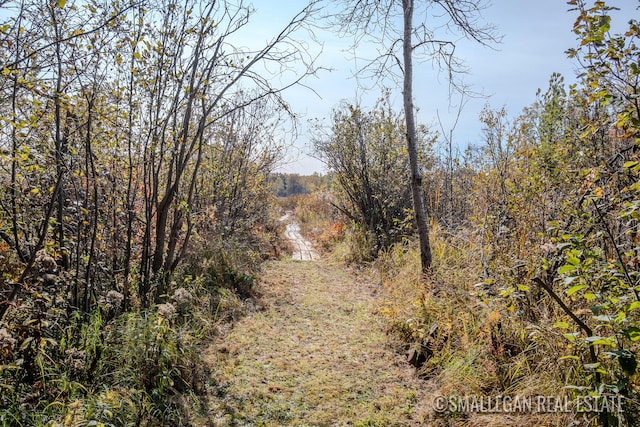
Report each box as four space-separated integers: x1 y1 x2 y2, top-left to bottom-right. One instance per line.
0 0 311 423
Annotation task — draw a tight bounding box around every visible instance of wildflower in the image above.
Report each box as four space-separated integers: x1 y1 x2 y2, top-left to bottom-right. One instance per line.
156 303 176 319
0 328 16 349
35 249 57 273
106 290 124 307
172 287 193 306
65 348 86 374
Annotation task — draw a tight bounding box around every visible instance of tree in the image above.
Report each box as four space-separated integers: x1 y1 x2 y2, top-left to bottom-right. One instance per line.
113 0 321 304
471 4 640 420
314 95 429 257
334 0 498 273
0 0 322 311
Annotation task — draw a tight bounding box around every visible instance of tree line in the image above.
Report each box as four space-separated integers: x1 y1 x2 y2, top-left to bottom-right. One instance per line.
0 0 318 423
0 0 317 311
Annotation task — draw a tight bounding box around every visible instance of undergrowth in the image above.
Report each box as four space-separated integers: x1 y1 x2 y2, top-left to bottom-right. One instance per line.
0 220 286 426
375 226 597 426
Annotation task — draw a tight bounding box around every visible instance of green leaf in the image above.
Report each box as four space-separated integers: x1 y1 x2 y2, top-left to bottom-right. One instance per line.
559 264 577 274
559 355 580 361
583 336 616 346
597 15 611 35
625 327 640 342
624 161 639 169
554 321 570 329
563 332 580 342
584 293 597 301
567 255 581 266
567 284 587 296
629 301 640 311
500 287 514 298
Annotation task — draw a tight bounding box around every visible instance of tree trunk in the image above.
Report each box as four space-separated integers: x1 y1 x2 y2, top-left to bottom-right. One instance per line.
52 5 69 271
402 0 432 273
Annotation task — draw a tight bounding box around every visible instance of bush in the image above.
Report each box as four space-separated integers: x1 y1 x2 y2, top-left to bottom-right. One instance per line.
313 94 432 259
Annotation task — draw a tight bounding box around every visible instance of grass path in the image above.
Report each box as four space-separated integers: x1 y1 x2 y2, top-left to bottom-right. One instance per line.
196 257 433 426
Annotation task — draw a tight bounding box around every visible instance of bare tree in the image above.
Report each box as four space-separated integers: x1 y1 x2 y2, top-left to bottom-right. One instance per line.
333 0 498 273
127 0 321 303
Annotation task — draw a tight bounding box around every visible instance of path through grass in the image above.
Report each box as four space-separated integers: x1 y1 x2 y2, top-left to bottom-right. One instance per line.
196 257 432 426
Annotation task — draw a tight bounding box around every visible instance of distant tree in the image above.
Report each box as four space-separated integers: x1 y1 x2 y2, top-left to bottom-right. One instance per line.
287 174 307 196
270 173 329 197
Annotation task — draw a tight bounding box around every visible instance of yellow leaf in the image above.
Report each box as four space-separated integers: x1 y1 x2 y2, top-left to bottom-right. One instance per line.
57 0 66 8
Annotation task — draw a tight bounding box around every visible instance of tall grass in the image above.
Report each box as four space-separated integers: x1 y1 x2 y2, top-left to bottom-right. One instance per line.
0 226 279 426
375 226 578 426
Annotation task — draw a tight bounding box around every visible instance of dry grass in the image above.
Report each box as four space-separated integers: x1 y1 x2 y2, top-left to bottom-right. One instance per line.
188 224 581 427
375 228 583 427
195 257 435 426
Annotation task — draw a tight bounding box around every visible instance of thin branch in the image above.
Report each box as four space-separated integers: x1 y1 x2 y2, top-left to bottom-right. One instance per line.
591 198 640 301
532 276 602 388
2 2 141 70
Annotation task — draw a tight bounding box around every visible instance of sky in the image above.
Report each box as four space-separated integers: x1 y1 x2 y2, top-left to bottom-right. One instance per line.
244 0 636 175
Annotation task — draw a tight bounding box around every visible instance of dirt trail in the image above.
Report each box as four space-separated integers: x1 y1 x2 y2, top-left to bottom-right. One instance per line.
197 237 433 426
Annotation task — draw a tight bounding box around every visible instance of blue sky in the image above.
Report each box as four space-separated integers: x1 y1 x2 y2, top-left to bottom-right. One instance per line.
244 0 635 174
